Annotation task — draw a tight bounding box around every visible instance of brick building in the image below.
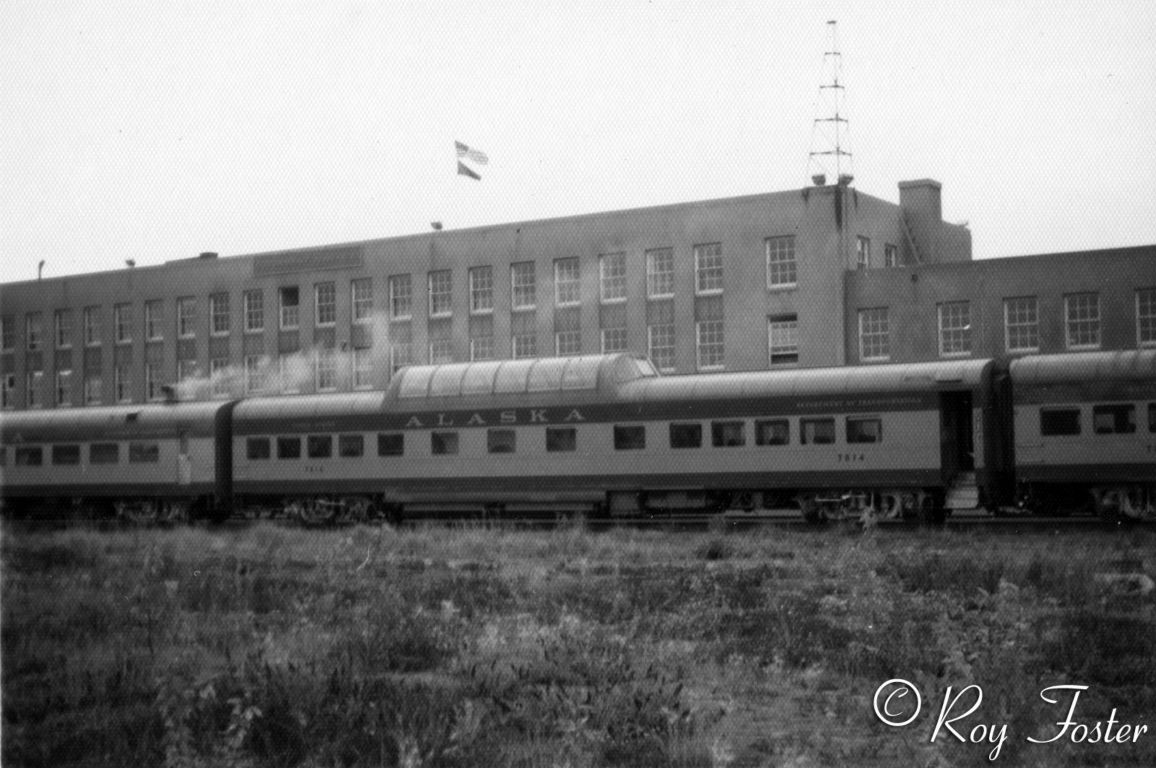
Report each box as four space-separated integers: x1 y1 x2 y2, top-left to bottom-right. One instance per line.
1 177 1152 412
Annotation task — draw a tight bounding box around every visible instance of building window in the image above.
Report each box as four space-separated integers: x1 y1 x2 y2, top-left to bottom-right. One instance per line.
114 364 131 403
241 355 262 394
555 330 582 356
314 350 337 391
768 314 799 366
646 249 674 298
511 262 536 310
694 243 723 295
465 266 492 314
858 307 890 362
145 300 164 340
113 304 132 344
277 354 301 394
83 306 101 346
766 236 797 288
1065 293 1101 350
210 358 230 397
1137 288 1156 348
470 336 494 362
352 279 373 324
25 313 42 351
600 253 627 302
54 369 72 406
429 270 453 317
177 359 198 383
352 348 373 389
279 287 300 330
177 297 197 338
390 342 412 375
243 291 264 333
25 371 43 408
884 243 899 268
210 293 230 336
856 236 871 269
0 316 13 351
1004 296 1039 353
487 428 516 454
1 373 14 409
54 309 73 349
429 339 453 364
145 362 163 401
601 327 627 354
555 258 581 306
83 375 101 406
938 301 972 357
389 275 413 320
647 324 675 372
315 282 336 326
696 320 724 370
512 334 536 359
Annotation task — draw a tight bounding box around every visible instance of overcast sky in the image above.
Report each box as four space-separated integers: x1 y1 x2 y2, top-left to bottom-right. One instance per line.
2 0 1154 284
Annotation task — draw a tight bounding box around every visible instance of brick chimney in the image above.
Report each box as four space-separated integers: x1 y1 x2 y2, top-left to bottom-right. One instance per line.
898 179 942 263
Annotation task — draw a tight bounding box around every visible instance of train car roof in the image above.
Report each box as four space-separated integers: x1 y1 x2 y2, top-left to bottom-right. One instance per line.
385 354 658 401
231 391 388 423
0 400 231 443
1009 349 1156 385
620 358 994 402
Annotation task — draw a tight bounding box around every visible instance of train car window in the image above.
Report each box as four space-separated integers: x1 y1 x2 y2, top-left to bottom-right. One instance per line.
614 425 646 450
51 444 81 465
90 443 119 464
14 446 42 466
0 447 6 467
339 434 365 458
377 433 404 456
669 423 702 449
487 429 516 454
129 442 160 463
307 435 333 459
711 421 746 447
247 438 271 460
1149 403 1155 433
277 437 301 459
755 419 790 446
800 418 835 445
1092 404 1136 434
846 417 883 444
546 427 577 452
1040 408 1080 436
431 432 459 455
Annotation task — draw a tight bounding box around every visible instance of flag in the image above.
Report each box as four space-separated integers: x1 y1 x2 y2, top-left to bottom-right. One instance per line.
455 140 488 165
457 160 481 181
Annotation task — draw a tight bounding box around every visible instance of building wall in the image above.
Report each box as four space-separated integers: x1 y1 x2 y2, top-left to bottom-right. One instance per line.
844 246 1156 364
0 181 969 410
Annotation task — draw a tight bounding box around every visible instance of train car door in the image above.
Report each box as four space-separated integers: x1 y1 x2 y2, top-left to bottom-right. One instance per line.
939 391 975 477
177 431 192 486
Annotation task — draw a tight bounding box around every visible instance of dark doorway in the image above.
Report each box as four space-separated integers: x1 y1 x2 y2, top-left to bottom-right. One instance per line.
939 391 975 476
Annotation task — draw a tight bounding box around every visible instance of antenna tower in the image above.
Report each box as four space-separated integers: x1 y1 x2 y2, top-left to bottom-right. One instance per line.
807 20 854 186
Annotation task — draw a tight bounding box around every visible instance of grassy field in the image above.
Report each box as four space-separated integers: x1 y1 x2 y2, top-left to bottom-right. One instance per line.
2 522 1153 768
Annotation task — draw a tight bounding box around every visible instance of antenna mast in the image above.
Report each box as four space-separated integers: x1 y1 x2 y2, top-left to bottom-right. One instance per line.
807 20 854 186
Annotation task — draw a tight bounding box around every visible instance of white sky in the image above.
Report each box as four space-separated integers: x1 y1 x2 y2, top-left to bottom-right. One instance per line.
2 1 1155 284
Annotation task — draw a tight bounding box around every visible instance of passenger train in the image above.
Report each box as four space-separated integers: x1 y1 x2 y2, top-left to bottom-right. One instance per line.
1 350 1153 523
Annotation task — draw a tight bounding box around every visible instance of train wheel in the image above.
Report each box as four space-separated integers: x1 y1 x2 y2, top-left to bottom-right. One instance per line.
118 499 159 525
917 493 946 525
799 495 826 524
298 498 338 526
